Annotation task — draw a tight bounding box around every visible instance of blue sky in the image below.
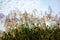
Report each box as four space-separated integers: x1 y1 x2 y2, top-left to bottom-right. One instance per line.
0 0 60 15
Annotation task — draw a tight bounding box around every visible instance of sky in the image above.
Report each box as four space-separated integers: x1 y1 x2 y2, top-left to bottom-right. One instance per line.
0 0 60 31
0 0 60 15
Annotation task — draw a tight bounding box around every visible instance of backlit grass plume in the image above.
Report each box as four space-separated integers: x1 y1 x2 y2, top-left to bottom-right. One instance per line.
0 6 60 40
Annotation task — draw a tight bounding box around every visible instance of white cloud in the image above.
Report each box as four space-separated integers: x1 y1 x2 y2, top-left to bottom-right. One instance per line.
0 0 41 15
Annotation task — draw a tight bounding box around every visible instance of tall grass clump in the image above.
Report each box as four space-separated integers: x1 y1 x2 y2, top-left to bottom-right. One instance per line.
0 7 60 40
